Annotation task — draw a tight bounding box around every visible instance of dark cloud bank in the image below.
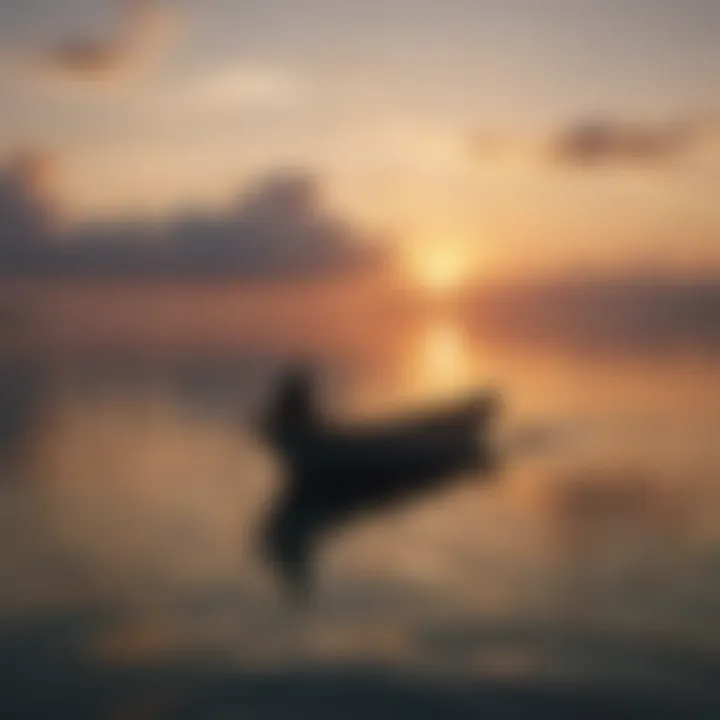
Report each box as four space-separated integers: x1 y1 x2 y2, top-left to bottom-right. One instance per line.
0 154 384 280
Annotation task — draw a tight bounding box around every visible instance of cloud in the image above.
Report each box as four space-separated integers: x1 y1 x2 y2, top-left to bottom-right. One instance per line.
38 0 184 82
469 114 720 169
155 170 386 277
180 65 307 112
0 160 386 279
550 117 720 167
141 64 309 121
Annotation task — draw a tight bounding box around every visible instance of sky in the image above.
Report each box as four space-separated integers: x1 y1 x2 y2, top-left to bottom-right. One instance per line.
0 0 719 281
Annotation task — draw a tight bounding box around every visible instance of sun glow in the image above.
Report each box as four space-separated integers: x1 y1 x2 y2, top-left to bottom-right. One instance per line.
407 243 475 297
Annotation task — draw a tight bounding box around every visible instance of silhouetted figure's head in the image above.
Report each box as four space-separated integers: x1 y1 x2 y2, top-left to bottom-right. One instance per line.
262 366 321 445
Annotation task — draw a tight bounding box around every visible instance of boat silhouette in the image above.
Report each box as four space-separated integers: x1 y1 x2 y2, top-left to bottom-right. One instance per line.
258 367 501 600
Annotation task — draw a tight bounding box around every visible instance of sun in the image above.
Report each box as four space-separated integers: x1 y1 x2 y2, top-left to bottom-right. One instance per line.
408 244 474 297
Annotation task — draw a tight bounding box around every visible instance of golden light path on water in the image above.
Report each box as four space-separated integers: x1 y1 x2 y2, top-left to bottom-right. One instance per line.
399 312 481 403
